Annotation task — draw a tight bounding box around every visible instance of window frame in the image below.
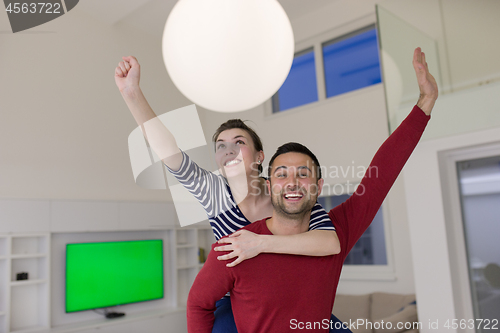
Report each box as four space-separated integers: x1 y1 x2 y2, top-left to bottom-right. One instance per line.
265 15 381 118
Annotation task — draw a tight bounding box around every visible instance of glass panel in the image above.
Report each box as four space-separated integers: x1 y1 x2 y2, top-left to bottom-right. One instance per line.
272 48 318 112
376 3 441 133
322 26 382 99
457 155 500 331
377 1 500 139
318 194 387 265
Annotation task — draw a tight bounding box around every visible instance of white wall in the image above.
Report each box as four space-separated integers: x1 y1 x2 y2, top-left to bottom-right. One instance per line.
0 8 190 202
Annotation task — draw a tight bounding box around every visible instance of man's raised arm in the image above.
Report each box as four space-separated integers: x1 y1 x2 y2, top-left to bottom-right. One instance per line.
331 47 438 253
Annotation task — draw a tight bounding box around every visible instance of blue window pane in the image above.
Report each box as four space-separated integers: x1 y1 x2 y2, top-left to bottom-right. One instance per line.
323 28 382 98
318 193 387 265
273 49 318 112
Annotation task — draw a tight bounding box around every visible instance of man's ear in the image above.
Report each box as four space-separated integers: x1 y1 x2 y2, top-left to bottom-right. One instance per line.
266 179 271 194
317 178 324 197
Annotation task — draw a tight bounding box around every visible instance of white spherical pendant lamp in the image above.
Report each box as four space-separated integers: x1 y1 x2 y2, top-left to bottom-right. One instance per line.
162 0 294 113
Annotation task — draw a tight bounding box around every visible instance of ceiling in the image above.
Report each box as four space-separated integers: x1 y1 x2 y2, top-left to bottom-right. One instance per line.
75 0 336 38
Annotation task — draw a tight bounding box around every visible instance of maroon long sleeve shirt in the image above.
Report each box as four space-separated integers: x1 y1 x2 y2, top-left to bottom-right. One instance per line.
187 106 430 333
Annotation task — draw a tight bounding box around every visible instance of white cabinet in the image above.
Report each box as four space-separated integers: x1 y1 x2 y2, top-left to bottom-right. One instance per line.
0 235 8 333
196 228 216 269
175 226 215 306
0 199 215 332
0 233 50 333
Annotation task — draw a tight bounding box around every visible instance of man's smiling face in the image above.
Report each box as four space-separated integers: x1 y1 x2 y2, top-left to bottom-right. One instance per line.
268 152 323 219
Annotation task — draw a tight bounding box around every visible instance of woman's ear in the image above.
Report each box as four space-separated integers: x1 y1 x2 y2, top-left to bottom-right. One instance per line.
258 151 264 164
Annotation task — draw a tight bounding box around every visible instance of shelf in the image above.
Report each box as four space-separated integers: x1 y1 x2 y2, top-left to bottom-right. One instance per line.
11 236 47 256
175 229 196 247
176 264 197 270
10 279 47 287
1 234 50 333
10 256 47 282
10 254 46 259
9 324 49 333
176 246 197 269
10 280 49 332
176 243 196 249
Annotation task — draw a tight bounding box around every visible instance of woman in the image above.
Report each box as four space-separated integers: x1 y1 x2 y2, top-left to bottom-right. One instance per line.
114 56 343 332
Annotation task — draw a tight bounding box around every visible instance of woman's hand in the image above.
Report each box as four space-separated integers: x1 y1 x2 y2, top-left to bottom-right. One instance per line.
114 56 141 94
214 230 264 267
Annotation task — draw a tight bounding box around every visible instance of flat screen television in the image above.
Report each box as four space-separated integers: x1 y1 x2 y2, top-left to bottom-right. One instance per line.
66 239 164 313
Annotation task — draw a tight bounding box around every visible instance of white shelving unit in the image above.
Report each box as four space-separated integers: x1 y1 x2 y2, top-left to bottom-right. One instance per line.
197 228 216 270
0 199 209 332
175 226 215 306
0 224 214 332
0 233 50 333
0 235 8 333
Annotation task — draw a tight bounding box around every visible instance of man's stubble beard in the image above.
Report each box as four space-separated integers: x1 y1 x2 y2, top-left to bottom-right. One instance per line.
270 186 318 221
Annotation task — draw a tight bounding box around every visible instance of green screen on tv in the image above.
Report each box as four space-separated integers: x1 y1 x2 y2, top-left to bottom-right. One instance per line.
66 239 164 313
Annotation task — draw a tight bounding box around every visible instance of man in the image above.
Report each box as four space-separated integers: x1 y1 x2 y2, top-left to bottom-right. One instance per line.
186 47 437 332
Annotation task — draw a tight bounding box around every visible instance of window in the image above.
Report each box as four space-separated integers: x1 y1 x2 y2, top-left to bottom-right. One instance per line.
272 25 382 113
318 193 387 265
323 26 381 98
272 48 318 112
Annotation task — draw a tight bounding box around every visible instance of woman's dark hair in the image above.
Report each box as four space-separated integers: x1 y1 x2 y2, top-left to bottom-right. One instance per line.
212 119 264 174
268 142 322 180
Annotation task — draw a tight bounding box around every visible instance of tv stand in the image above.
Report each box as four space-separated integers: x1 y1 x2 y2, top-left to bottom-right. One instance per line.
105 312 125 319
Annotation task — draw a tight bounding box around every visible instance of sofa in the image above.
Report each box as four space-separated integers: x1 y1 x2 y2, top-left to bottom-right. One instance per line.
331 293 419 333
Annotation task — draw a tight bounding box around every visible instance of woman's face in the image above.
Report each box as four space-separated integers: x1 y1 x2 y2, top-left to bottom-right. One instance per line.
214 128 263 179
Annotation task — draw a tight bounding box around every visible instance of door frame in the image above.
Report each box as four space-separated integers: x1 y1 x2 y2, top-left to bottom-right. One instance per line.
438 142 500 333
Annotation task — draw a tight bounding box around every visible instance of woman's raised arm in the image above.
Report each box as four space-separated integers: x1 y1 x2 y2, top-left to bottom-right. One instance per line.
115 56 183 171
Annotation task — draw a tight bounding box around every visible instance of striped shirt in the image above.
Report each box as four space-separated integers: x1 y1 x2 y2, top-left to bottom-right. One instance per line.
168 151 335 240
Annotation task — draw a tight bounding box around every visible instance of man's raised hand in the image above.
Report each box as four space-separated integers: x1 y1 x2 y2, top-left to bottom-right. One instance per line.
115 56 141 94
413 47 438 115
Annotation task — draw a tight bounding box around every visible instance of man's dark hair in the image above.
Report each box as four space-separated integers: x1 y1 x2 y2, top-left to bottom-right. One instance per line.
268 142 322 180
212 119 264 174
